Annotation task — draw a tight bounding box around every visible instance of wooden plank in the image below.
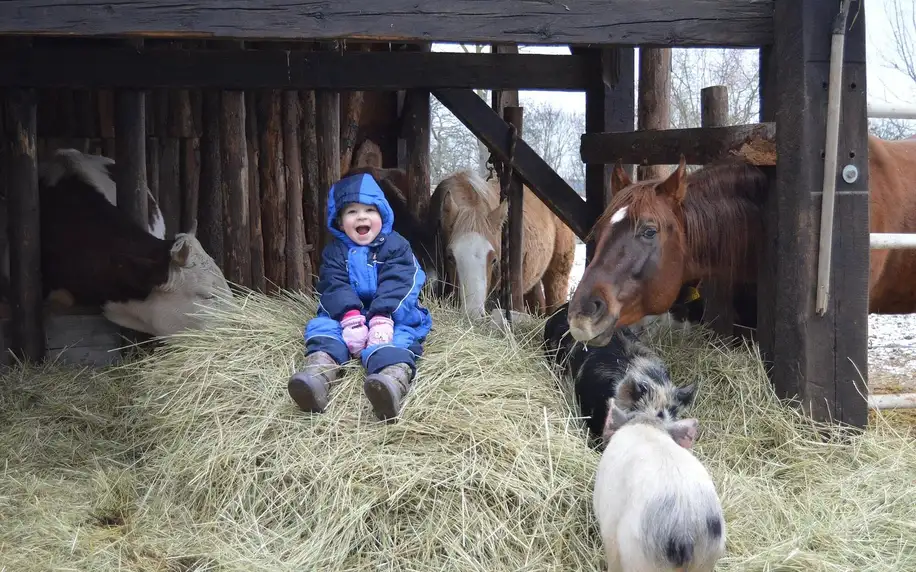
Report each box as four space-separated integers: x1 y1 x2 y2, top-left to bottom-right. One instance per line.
636 47 671 181
114 89 149 230
283 90 308 291
246 89 266 292
402 43 432 223
180 137 200 234
3 87 45 361
315 42 341 257
574 47 635 261
256 90 286 292
0 1 774 47
756 46 777 381
433 88 592 240
198 88 224 265
698 85 737 340
219 91 251 287
580 122 777 167
503 106 525 313
770 0 868 427
0 48 597 91
301 90 322 277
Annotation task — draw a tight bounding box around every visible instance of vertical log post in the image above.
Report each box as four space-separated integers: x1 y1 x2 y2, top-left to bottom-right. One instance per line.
157 90 182 237
180 87 200 234
756 46 778 384
315 42 341 256
258 89 286 292
698 85 737 339
198 87 224 266
4 87 45 361
220 90 251 288
246 85 266 292
578 47 636 264
114 78 149 229
284 90 309 291
503 106 525 313
402 42 432 223
770 0 869 427
637 47 672 181
301 91 322 279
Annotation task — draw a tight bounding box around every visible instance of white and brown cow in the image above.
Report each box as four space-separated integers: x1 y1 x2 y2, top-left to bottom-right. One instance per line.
1 148 232 338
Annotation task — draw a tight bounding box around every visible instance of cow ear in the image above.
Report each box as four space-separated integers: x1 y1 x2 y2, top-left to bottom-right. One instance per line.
171 237 192 267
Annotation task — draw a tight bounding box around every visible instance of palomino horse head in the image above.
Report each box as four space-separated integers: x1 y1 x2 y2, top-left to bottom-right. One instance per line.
568 157 690 345
428 170 508 319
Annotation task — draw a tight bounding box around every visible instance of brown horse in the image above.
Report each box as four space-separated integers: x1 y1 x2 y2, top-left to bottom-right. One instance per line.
567 134 916 345
429 169 576 320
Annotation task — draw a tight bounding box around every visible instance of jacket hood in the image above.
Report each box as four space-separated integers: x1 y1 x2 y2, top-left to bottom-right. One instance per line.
326 173 395 245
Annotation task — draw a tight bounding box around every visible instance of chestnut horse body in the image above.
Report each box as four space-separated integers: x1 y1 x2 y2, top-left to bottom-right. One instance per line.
568 134 916 345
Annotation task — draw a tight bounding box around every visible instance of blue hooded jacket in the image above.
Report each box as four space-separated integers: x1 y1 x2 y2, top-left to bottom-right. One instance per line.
305 173 433 374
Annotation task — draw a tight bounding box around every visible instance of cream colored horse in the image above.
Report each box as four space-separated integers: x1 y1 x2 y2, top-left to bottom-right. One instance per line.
429 169 576 320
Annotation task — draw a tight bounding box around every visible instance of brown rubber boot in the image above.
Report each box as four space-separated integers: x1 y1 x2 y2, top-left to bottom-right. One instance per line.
287 351 341 413
363 363 414 422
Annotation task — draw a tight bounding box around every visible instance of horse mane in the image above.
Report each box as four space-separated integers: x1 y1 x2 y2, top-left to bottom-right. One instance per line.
593 159 768 280
433 170 501 239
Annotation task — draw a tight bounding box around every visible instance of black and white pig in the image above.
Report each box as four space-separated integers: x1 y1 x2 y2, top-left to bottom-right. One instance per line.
542 302 697 443
593 399 726 572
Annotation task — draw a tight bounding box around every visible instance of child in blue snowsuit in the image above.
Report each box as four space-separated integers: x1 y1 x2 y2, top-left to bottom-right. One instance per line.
287 172 433 422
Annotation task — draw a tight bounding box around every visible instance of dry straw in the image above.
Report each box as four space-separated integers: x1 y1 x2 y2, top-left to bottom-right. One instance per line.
0 289 914 571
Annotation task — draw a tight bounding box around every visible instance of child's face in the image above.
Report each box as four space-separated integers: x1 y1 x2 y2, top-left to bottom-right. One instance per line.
339 202 383 245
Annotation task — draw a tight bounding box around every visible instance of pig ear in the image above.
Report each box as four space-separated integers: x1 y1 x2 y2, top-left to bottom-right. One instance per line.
601 398 631 443
668 418 699 449
676 382 697 408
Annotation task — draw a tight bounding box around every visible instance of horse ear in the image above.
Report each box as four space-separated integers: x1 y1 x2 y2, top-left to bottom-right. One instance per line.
488 200 509 228
610 160 632 196
171 237 192 267
657 155 687 203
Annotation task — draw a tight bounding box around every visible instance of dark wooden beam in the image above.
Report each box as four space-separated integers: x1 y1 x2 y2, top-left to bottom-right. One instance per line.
770 0 868 427
580 123 777 167
3 87 45 362
0 48 596 91
114 90 149 231
576 46 636 263
433 88 592 240
0 1 774 46
503 106 525 313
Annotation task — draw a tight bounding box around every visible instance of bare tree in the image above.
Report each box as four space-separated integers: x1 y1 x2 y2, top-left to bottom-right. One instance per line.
670 48 760 128
869 0 916 140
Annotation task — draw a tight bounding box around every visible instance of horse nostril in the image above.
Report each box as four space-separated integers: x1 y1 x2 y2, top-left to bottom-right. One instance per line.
584 297 606 318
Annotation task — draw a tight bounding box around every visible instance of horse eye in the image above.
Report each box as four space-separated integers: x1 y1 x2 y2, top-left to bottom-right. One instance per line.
642 228 658 239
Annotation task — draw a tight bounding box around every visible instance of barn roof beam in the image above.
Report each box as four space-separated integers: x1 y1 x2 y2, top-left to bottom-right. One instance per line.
432 88 593 240
580 123 778 167
0 47 595 91
0 0 774 47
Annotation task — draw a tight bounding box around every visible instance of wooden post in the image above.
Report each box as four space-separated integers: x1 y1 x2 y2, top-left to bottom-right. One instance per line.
179 88 200 235
756 45 778 383
315 42 341 256
301 90 322 276
198 87 224 264
114 87 149 230
770 0 868 427
257 89 287 292
157 92 181 238
283 90 308 291
402 42 432 223
219 91 251 287
637 47 672 181
246 88 266 292
503 106 525 313
698 85 737 339
579 47 636 263
4 87 45 361
340 89 365 173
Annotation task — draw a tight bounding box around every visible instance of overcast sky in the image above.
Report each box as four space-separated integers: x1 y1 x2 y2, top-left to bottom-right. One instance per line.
433 0 914 116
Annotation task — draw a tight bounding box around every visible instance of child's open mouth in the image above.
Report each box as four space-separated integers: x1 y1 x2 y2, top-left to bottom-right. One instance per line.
356 225 371 236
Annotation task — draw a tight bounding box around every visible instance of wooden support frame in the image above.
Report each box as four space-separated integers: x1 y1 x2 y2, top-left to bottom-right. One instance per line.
636 47 672 181
768 0 868 427
432 88 592 240
576 47 636 263
503 106 525 313
0 1 775 46
580 123 777 167
0 48 596 91
219 90 251 287
3 87 45 361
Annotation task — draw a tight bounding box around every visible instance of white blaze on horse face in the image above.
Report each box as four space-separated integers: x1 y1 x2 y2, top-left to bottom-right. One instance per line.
450 231 494 320
103 233 232 337
610 206 628 226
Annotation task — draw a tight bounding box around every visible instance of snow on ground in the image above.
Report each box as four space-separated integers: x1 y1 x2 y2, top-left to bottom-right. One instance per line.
567 241 916 394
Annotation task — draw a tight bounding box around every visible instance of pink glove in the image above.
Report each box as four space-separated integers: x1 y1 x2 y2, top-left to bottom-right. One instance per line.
340 310 369 356
367 315 394 346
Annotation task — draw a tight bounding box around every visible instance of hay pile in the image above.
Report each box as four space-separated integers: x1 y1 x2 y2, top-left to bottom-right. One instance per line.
0 289 914 572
